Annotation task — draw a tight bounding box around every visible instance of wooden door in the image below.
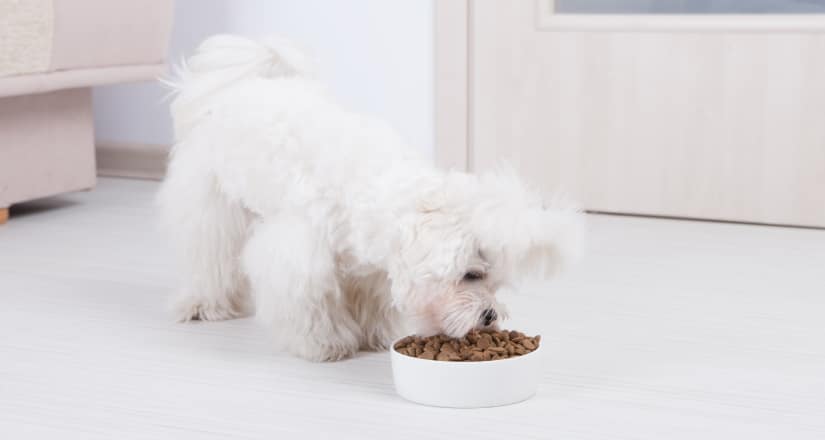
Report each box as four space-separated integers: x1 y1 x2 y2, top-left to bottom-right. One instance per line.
436 0 825 227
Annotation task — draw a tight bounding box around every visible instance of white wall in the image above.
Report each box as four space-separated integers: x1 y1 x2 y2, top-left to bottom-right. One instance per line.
93 0 435 158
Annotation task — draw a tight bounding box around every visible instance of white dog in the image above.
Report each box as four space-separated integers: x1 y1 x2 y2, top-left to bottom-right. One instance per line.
158 35 583 361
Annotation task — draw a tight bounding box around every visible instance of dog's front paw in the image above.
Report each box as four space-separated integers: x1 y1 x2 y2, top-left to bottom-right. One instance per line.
284 321 362 362
292 340 359 362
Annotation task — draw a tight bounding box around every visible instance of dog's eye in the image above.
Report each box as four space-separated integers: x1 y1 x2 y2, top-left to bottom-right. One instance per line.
463 271 485 281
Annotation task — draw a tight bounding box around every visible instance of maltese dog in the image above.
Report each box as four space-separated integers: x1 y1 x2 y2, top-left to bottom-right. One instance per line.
158 35 583 361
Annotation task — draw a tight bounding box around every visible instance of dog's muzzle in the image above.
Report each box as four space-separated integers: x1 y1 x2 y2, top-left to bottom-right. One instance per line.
481 308 497 326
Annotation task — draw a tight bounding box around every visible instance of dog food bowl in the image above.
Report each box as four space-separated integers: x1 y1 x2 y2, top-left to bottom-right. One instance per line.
390 336 543 408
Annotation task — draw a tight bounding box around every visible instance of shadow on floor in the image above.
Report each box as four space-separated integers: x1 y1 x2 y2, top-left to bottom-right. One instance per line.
9 197 80 220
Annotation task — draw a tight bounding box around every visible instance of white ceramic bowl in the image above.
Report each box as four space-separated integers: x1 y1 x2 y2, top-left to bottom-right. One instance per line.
390 337 543 408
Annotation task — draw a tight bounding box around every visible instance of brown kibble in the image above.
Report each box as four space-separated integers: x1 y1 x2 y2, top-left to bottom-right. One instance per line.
394 330 540 362
436 351 461 361
436 352 453 361
394 336 413 350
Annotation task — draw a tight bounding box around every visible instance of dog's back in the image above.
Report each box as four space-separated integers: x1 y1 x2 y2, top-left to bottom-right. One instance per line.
166 35 316 142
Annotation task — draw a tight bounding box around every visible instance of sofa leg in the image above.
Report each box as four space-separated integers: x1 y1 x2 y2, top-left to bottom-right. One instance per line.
0 208 8 224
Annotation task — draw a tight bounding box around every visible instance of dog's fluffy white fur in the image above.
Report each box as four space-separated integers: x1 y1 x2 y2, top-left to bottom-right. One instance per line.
158 35 584 361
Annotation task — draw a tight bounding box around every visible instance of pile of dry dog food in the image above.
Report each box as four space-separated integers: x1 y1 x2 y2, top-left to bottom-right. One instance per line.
394 330 540 362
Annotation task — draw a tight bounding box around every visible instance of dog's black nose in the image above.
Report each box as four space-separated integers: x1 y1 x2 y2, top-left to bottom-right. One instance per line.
481 308 497 326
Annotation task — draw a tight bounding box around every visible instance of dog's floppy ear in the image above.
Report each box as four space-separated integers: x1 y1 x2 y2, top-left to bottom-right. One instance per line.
387 187 476 309
470 171 584 279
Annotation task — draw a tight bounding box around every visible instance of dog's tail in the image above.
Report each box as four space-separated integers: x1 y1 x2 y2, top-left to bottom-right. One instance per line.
165 34 315 140
177 34 315 79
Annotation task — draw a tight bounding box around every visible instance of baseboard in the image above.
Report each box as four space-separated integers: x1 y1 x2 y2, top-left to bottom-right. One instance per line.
96 142 168 180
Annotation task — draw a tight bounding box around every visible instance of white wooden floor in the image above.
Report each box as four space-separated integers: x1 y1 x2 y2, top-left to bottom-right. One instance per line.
1 178 823 439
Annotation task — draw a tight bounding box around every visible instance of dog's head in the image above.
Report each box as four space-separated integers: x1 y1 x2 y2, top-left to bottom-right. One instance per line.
388 170 584 337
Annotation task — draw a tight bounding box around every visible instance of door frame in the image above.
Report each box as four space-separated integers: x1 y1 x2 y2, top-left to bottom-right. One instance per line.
434 0 471 171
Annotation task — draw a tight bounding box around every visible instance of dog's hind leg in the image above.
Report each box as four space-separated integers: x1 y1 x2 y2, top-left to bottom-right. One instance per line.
242 214 361 361
158 151 252 322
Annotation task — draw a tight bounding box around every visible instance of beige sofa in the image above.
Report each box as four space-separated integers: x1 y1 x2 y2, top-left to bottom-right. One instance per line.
0 0 173 224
